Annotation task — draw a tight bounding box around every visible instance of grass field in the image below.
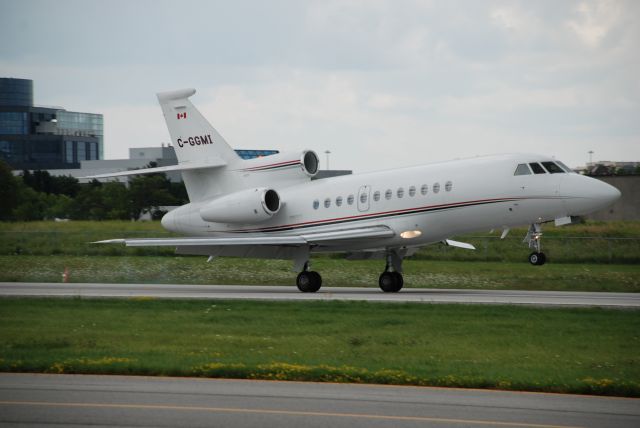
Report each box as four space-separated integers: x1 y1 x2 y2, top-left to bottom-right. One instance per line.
1 298 638 397
0 220 638 291
1 255 639 292
1 220 639 263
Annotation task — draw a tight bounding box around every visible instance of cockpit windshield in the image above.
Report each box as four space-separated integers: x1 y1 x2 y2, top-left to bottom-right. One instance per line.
541 162 564 174
555 161 575 173
514 160 574 176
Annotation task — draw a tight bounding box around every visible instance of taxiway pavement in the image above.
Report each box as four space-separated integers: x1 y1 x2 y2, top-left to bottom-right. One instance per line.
1 373 638 428
0 282 639 308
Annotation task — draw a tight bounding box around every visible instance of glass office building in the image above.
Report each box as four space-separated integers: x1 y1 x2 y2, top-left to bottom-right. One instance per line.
0 78 103 170
234 149 278 159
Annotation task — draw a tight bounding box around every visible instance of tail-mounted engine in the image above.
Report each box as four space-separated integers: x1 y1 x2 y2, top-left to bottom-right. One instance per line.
239 150 319 178
200 187 281 223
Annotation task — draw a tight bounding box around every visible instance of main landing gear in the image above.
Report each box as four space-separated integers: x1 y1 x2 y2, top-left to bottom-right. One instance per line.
295 249 406 293
379 271 403 292
524 223 547 266
378 250 404 292
296 263 322 292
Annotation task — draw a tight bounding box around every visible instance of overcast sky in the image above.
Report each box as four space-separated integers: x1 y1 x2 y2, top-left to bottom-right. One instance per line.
1 0 638 172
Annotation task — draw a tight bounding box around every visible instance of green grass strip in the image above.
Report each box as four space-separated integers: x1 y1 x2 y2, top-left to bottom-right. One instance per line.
1 298 638 397
1 255 638 292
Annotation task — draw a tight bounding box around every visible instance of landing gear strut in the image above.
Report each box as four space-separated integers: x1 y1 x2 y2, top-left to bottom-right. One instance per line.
378 250 404 292
296 262 322 292
524 223 547 266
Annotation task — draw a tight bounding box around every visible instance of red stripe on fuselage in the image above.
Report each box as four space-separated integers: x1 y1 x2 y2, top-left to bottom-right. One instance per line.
240 160 300 172
228 196 533 233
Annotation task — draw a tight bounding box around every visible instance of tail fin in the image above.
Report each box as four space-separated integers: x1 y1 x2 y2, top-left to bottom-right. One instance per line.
157 89 240 166
157 89 243 202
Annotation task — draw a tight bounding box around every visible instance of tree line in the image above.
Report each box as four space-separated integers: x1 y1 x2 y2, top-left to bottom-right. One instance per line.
0 160 188 221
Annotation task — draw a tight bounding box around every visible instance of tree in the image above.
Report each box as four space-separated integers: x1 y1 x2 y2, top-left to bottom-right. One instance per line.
0 160 19 220
100 182 131 220
21 169 80 197
129 174 178 220
12 181 48 221
71 180 107 220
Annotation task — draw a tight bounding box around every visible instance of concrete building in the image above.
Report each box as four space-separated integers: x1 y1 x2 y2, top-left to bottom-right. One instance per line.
0 78 103 170
576 161 640 176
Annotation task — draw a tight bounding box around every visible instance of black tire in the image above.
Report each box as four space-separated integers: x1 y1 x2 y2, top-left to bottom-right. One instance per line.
296 271 322 292
529 252 547 266
392 271 404 291
309 271 322 291
379 271 403 292
537 252 547 265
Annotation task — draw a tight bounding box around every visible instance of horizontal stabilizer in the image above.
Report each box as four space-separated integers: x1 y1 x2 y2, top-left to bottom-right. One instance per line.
82 157 226 179
443 239 476 250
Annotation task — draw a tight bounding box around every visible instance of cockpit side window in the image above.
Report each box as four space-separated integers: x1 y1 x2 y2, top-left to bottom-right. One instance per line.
514 163 531 175
555 161 574 173
529 162 546 174
541 161 565 174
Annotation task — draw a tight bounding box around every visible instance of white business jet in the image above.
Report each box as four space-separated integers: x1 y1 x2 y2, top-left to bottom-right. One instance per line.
92 88 621 293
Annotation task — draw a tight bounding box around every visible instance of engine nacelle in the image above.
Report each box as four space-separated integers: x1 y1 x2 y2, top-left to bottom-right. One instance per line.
241 150 319 178
199 188 281 223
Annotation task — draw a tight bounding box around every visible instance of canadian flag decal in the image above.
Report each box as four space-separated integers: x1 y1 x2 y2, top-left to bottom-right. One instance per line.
177 112 187 120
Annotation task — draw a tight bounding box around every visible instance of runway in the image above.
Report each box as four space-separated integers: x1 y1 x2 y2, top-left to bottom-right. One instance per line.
0 282 639 308
1 373 638 428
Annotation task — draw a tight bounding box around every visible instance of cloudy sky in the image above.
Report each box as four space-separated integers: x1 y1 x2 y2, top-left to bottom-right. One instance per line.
1 0 638 172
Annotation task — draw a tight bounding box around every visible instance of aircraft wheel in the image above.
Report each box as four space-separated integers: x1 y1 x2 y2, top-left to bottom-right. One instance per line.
392 271 404 290
379 271 403 292
296 271 322 292
529 252 547 266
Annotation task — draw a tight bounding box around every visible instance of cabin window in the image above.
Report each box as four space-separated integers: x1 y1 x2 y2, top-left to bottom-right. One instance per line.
360 192 368 204
421 184 428 195
373 191 380 202
542 161 565 174
433 182 440 193
313 199 319 209
324 198 331 208
336 196 343 207
445 181 453 192
347 194 355 205
514 163 531 175
409 186 416 197
397 187 404 198
385 189 392 200
529 163 546 174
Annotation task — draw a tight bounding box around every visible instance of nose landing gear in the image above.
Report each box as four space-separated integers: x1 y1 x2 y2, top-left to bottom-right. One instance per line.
524 223 547 266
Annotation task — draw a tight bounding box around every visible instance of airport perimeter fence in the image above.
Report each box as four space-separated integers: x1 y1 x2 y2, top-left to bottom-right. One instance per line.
1 230 640 264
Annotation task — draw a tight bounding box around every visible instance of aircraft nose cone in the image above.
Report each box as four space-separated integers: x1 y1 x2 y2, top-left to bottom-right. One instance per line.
563 175 622 216
596 180 621 206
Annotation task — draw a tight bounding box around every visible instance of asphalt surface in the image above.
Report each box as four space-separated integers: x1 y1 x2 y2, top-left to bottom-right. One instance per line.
1 374 638 428
0 282 639 308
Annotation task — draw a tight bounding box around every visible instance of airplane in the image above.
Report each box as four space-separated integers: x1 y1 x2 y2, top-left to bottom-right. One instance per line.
90 88 621 293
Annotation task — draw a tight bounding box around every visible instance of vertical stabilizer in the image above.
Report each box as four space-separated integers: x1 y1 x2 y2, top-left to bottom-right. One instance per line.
157 89 241 202
157 89 240 165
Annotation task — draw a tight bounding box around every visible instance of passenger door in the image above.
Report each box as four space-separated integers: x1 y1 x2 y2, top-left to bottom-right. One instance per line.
357 185 371 212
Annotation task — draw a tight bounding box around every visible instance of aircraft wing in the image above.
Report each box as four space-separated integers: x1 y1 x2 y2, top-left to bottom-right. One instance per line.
93 225 395 247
